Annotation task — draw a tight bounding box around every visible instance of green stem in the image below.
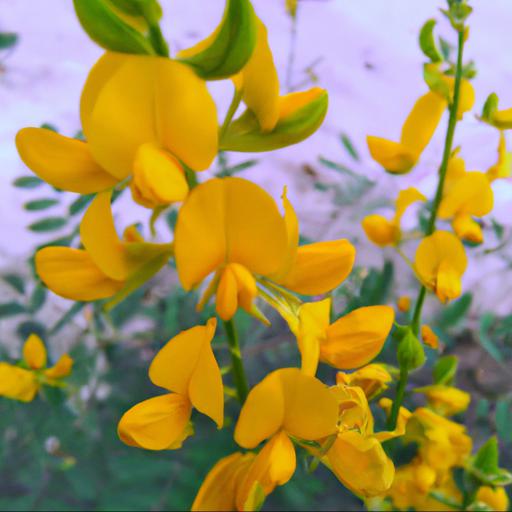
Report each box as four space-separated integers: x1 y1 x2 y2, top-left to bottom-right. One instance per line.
388 28 466 429
148 23 169 57
223 319 249 404
219 89 243 141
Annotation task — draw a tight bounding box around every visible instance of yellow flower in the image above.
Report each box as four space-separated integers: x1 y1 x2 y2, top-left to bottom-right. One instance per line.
438 171 493 244
476 486 509 512
174 178 355 321
35 190 172 302
336 363 393 400
0 334 73 402
16 52 218 208
362 187 426 246
415 231 467 303
295 298 394 377
397 295 411 313
118 319 223 450
487 131 511 182
415 385 471 417
421 324 439 349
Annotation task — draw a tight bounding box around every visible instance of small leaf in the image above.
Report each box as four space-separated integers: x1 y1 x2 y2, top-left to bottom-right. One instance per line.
29 285 47 313
24 198 59 211
340 133 360 161
481 93 499 122
439 37 452 60
433 355 458 385
28 217 67 233
0 302 26 318
3 274 25 294
436 293 472 328
479 312 504 362
0 32 18 50
69 194 94 216
13 176 44 189
419 19 443 63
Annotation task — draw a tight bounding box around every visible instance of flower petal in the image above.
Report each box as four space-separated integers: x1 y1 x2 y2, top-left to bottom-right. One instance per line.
22 334 47 370
216 266 239 321
35 247 124 301
362 215 398 247
0 363 39 402
394 187 427 221
323 306 395 369
45 354 74 379
15 128 118 193
366 136 417 174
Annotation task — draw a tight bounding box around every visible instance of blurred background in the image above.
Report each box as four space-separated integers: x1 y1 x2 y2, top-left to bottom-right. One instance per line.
1 0 512 510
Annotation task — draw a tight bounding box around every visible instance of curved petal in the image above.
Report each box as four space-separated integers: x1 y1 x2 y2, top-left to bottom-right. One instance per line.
323 306 395 369
394 187 427 221
16 128 118 193
278 239 355 295
35 247 124 301
118 394 192 451
45 354 73 379
452 213 483 244
85 55 218 178
366 136 417 174
22 334 47 370
362 215 398 247
0 363 39 402
175 178 288 289
216 266 239 321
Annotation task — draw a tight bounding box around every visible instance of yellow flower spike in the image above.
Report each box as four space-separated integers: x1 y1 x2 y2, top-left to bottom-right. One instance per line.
476 486 509 512
487 131 511 182
336 364 393 401
235 368 338 449
421 325 439 349
191 452 256 512
148 318 223 428
322 306 395 369
118 394 193 451
45 354 74 380
397 295 411 313
82 52 218 178
367 91 446 174
414 385 470 417
0 363 39 402
15 128 118 194
415 231 467 303
233 19 280 132
22 333 47 370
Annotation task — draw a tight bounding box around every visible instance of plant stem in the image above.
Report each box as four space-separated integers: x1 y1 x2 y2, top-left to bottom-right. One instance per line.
219 89 243 141
148 23 169 57
223 319 249 404
388 28 466 429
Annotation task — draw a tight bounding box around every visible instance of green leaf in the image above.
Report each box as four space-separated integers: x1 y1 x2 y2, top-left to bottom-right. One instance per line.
69 194 94 216
495 399 512 445
433 355 458 385
13 176 44 189
3 274 25 294
24 198 59 211
436 293 472 328
29 285 47 313
423 64 451 101
217 159 258 177
473 437 499 475
439 37 452 60
73 0 154 54
28 217 67 232
479 312 504 362
0 32 18 50
178 0 258 80
340 133 360 161
481 92 499 122
0 302 26 318
419 19 443 63
109 0 162 22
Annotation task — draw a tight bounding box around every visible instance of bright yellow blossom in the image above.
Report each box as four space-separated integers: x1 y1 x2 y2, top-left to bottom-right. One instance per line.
174 178 355 321
415 230 467 303
487 131 511 181
476 485 509 512
415 384 471 417
35 190 172 302
336 363 393 400
362 187 426 246
118 319 223 450
421 324 439 349
0 334 73 402
16 52 218 208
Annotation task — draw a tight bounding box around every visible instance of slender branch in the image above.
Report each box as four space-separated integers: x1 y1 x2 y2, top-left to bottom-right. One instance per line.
219 89 243 141
223 319 249 404
387 28 466 429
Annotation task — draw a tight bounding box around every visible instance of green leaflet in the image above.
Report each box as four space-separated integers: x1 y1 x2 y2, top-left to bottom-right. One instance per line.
419 19 443 63
220 90 328 152
177 0 257 80
73 0 154 54
423 64 451 102
109 0 162 23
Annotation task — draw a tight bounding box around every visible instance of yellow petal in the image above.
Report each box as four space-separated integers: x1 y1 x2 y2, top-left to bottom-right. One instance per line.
414 385 470 417
457 79 476 120
191 452 256 512
235 19 279 132
476 486 509 512
397 296 411 313
22 333 47 370
84 54 218 178
230 263 258 312
326 432 395 497
216 266 239 321
394 187 427 221
35 247 124 301
362 215 398 247
278 87 324 121
421 325 439 349
366 136 417 174
296 299 331 377
15 128 118 193
131 143 189 207
45 354 73 379
0 363 39 402
491 108 512 130
487 131 511 181
400 91 446 155
175 178 288 289
415 231 467 302
323 306 395 369
336 363 393 401
149 319 223 427
452 213 483 244
118 393 192 450
278 240 355 296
